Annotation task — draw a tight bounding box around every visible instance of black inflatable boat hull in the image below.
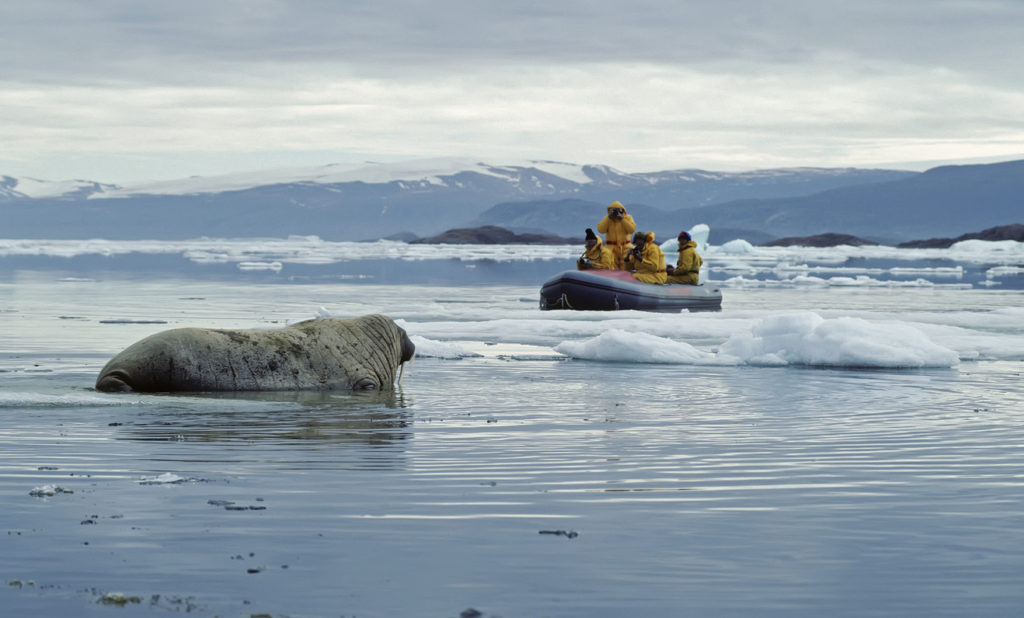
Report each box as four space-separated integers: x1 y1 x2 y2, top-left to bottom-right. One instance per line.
539 270 722 312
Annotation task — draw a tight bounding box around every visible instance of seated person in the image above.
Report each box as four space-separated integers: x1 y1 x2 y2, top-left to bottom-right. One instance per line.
577 228 616 270
666 230 703 285
623 231 667 284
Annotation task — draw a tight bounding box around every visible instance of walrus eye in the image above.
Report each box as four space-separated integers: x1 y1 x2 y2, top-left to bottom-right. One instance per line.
354 377 379 391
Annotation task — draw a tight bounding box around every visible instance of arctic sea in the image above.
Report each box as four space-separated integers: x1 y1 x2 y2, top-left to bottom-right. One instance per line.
2 237 1023 617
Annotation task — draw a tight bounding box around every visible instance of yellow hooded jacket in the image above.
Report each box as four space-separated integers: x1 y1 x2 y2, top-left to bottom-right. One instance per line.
596 201 637 269
666 240 703 285
624 232 667 284
578 236 616 271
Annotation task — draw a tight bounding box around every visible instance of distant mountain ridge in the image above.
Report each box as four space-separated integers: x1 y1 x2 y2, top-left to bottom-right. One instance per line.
477 160 1024 244
685 159 1024 243
1 158 1020 243
0 159 912 203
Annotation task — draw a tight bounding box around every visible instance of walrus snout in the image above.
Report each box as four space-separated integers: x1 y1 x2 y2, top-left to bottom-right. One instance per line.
96 370 134 393
399 327 415 363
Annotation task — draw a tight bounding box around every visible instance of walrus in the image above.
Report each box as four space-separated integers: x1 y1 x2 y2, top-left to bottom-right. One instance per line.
95 314 415 393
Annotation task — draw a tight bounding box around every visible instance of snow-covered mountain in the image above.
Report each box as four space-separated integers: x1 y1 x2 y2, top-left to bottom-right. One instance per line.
0 175 118 200
12 157 1017 243
1 158 911 203
3 159 602 200
98 159 599 198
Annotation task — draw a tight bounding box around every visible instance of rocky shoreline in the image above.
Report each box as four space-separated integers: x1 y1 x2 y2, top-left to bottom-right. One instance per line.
761 233 878 247
894 224 1024 248
409 225 577 245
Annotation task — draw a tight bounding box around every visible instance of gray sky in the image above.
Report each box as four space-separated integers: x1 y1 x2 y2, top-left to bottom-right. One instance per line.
2 0 1023 183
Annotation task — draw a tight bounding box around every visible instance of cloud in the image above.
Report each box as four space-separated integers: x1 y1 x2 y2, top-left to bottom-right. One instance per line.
1 0 1023 181
6 0 1023 82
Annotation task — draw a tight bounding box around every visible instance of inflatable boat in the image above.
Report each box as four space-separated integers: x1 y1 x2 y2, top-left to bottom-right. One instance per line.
539 269 723 313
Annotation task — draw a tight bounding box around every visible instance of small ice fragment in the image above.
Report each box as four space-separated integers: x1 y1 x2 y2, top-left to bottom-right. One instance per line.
138 473 185 485
29 485 73 497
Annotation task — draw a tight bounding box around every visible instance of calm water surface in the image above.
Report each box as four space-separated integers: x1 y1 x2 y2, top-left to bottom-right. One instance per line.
1 270 1023 617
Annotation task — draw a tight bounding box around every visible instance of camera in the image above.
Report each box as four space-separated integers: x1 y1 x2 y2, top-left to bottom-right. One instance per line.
611 208 624 219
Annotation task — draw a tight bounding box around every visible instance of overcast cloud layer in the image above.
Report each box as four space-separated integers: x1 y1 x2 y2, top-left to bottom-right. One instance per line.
2 0 1023 183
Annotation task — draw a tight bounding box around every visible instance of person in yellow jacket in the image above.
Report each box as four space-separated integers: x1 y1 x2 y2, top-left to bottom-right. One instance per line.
596 201 636 269
577 228 616 271
623 231 667 284
666 230 703 285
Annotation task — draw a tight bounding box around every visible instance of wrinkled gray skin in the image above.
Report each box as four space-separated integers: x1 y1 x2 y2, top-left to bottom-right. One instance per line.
95 314 415 393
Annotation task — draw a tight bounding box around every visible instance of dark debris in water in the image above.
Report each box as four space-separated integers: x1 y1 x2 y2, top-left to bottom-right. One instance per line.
11 580 202 612
539 529 579 539
208 499 267 511
98 592 142 605
460 608 506 618
28 485 74 497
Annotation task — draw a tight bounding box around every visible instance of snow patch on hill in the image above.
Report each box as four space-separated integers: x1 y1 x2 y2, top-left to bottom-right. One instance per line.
3 159 915 202
87 158 599 198
1 176 117 199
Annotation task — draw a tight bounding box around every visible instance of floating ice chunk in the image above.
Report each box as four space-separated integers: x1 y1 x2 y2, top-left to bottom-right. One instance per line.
891 266 963 278
720 276 767 288
987 265 1024 279
236 261 282 272
410 336 483 359
0 392 145 407
717 239 756 254
789 275 831 287
950 239 1022 254
689 223 710 249
29 485 73 497
138 473 186 485
718 312 960 368
660 223 710 254
553 329 723 364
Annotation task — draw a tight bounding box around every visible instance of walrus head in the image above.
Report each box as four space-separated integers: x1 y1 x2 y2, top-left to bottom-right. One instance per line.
95 369 134 393
349 315 415 390
399 326 415 364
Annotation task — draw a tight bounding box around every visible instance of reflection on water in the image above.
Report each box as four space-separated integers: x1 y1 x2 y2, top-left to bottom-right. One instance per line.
117 390 412 452
3 360 1024 617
